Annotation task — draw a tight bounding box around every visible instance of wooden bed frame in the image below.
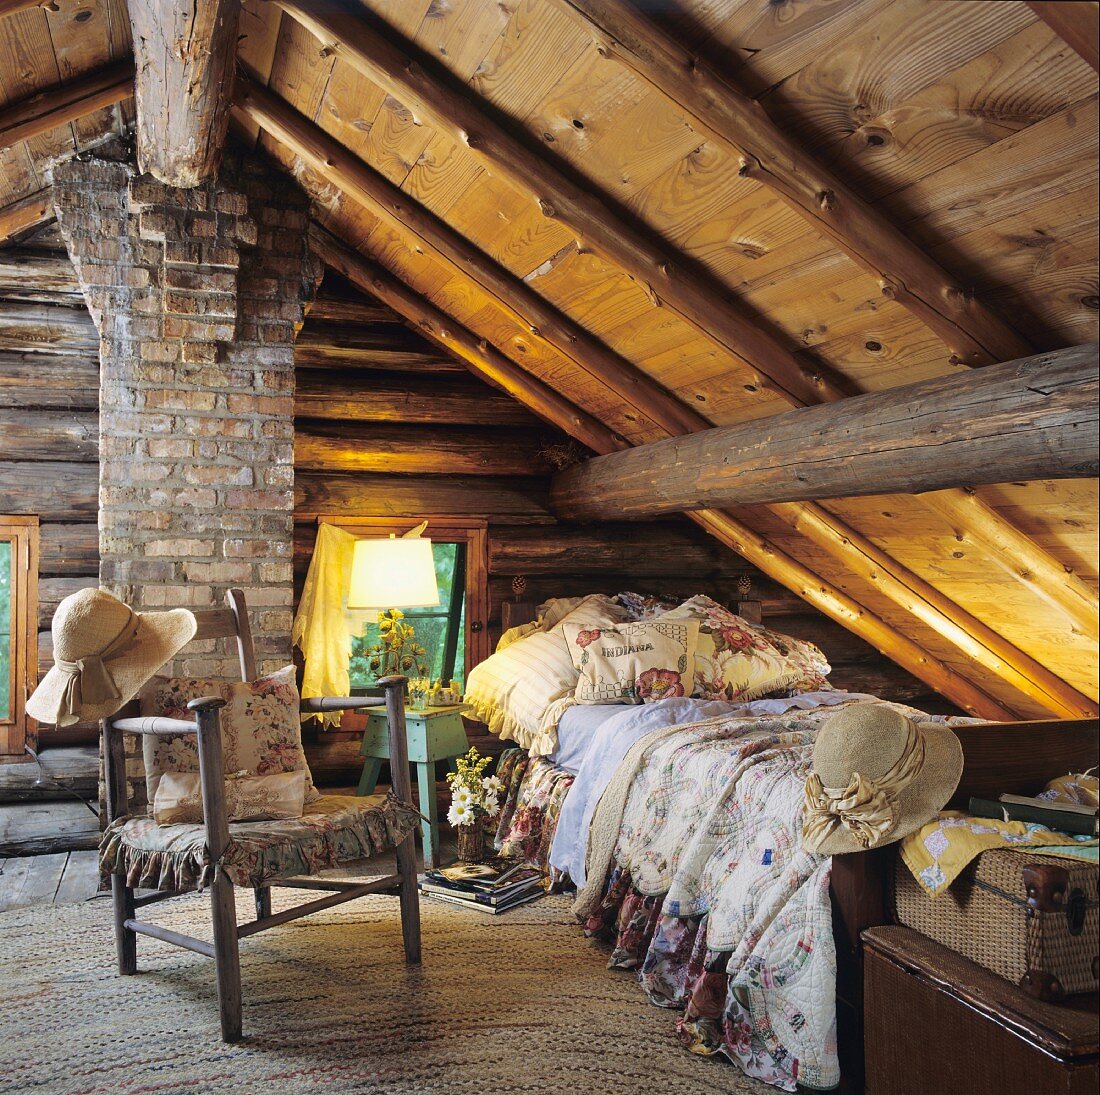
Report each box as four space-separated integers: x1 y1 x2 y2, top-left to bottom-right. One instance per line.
498 592 1099 1094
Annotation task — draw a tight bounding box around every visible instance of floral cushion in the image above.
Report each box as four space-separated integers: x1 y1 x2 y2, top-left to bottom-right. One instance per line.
661 595 831 701
100 793 422 891
563 619 699 705
139 665 319 806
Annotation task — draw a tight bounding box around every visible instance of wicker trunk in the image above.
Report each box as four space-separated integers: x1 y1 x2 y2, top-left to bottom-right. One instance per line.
894 850 1099 1001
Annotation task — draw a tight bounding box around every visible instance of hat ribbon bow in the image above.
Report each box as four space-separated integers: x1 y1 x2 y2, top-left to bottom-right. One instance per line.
803 719 926 850
54 611 140 725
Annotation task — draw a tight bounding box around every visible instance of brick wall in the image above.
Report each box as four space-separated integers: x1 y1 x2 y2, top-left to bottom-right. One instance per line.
49 146 317 809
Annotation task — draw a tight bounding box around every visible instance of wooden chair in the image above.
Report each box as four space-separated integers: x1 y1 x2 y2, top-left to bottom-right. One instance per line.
100 588 422 1042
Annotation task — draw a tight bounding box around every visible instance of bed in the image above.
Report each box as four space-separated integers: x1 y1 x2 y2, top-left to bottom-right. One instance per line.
466 591 1099 1094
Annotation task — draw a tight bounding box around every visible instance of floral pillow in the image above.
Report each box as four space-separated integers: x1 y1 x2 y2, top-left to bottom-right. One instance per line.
661 595 831 701
563 619 699 705
139 665 319 807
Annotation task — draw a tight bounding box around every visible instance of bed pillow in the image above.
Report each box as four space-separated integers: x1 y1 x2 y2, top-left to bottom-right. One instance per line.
563 618 700 705
662 595 831 701
139 665 319 805
465 594 628 756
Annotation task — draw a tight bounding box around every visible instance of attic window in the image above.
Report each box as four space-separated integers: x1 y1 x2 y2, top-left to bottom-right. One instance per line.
0 516 40 760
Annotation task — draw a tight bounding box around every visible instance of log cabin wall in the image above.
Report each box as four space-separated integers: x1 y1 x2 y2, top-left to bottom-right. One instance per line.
0 228 100 750
292 273 953 738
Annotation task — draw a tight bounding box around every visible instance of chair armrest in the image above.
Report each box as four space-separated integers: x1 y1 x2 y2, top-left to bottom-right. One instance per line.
301 696 383 713
110 715 200 736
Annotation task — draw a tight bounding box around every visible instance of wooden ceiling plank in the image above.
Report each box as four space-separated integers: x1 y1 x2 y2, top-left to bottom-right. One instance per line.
127 0 240 187
311 219 1013 720
235 73 707 437
555 0 1034 368
0 58 132 151
273 0 850 408
923 488 1100 643
0 0 52 17
1026 2 1100 72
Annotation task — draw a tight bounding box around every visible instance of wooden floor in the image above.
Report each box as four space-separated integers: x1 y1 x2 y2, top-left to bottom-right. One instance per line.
0 849 101 912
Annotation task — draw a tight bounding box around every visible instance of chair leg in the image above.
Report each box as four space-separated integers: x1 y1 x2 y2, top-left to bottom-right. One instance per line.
254 886 271 919
111 873 137 975
210 869 243 1042
394 831 422 965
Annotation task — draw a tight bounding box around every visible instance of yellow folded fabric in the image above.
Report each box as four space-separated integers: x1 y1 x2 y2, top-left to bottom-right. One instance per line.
899 810 1098 897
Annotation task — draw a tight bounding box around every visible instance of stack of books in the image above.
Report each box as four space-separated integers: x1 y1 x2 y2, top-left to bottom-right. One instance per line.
418 860 545 914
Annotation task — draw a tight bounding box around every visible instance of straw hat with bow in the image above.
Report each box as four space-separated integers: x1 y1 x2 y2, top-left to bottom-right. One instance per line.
27 588 196 728
802 703 964 855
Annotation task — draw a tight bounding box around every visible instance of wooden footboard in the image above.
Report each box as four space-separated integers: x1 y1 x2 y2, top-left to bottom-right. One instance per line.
829 717 1099 1095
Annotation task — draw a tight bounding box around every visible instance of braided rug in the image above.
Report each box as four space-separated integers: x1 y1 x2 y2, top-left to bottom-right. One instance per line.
0 886 773 1094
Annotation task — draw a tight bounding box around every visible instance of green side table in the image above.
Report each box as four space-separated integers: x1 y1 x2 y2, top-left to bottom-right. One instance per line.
356 704 470 867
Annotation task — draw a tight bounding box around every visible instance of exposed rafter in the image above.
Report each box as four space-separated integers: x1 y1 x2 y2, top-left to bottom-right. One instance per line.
1026 2 1100 72
553 0 1034 367
263 0 1091 661
0 0 53 17
234 72 1091 713
128 0 241 187
310 225 1018 721
0 59 133 151
272 0 853 408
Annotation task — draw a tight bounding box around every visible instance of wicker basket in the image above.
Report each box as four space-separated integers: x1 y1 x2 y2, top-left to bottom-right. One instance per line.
894 850 1099 1001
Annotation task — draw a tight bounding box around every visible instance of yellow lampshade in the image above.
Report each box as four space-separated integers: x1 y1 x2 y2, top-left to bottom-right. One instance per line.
347 535 440 610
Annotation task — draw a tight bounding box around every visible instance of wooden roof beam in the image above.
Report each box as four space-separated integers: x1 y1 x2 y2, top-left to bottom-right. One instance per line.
554 0 1034 367
306 232 1017 723
0 0 55 17
128 0 241 187
1026 2 1100 72
241 80 1086 719
0 59 133 152
551 345 1098 519
272 0 853 408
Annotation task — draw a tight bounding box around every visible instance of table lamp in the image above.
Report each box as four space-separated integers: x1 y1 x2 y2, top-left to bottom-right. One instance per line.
348 532 441 685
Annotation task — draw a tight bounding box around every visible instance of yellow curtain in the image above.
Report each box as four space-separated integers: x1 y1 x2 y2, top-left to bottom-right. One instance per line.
292 524 369 726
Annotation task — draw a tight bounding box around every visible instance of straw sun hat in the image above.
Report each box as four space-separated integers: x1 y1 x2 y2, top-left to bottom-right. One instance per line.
802 703 964 855
27 588 197 728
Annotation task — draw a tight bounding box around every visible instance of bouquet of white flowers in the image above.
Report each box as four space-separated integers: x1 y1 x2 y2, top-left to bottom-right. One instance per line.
445 746 504 828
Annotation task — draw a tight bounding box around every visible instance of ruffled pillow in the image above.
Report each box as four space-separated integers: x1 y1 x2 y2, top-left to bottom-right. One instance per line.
662 595 831 701
563 619 699 705
465 594 629 755
139 665 319 806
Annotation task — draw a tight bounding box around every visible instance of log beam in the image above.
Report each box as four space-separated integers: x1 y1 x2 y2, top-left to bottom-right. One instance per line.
273 0 852 407
0 0 55 18
0 190 54 246
1026 2 1100 72
551 344 1098 518
0 59 133 151
555 0 1033 367
128 0 241 187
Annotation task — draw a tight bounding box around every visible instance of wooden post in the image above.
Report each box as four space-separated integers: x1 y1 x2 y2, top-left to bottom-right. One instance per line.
103 717 137 975
378 675 421 965
128 0 241 187
189 696 242 1043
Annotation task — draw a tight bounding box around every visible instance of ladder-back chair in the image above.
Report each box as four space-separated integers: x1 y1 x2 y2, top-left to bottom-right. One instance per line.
101 588 422 1042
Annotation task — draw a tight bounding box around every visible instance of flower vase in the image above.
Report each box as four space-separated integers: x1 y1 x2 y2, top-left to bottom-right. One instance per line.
456 821 486 864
